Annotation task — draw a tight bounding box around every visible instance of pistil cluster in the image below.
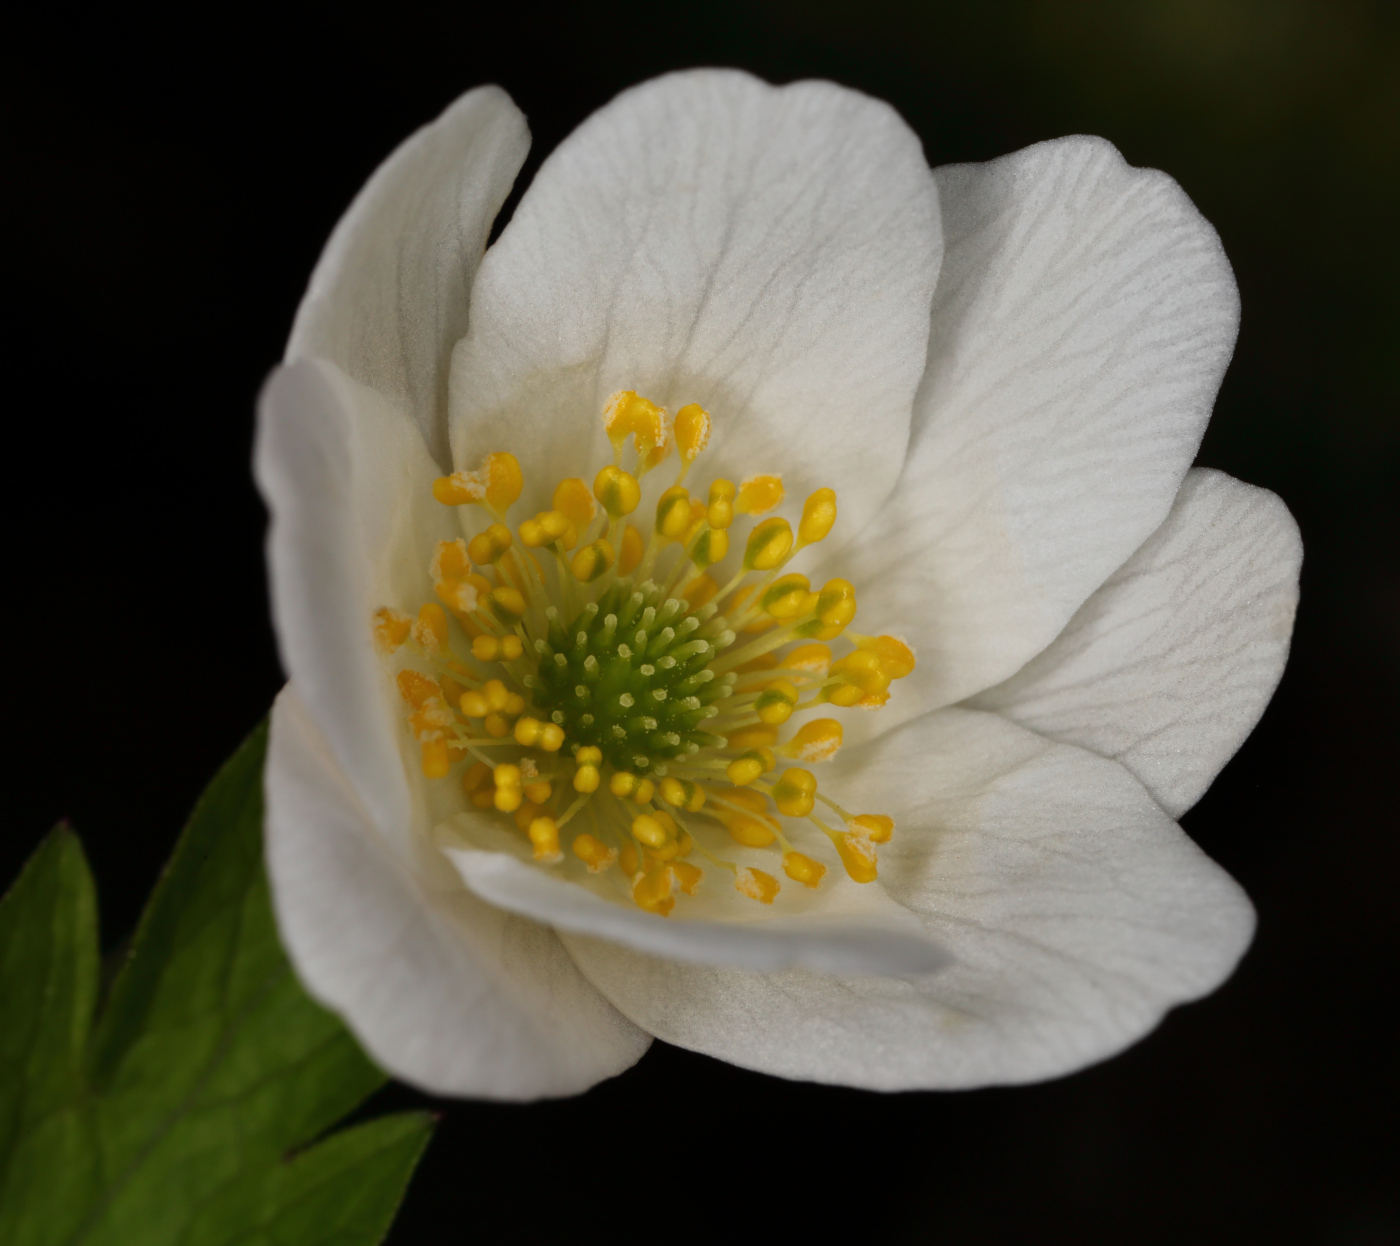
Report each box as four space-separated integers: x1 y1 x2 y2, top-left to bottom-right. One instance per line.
374 392 914 916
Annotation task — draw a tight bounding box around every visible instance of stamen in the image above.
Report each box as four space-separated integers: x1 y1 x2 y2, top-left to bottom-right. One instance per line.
380 389 910 915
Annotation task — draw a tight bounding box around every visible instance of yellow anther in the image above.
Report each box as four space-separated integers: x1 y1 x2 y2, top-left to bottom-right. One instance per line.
514 801 543 832
373 607 412 653
488 585 527 623
467 522 514 566
576 746 602 765
726 746 775 785
519 509 574 549
719 809 777 848
494 786 522 813
706 479 736 530
676 831 694 857
503 691 526 716
671 859 703 896
483 679 510 711
609 771 639 798
434 576 482 617
571 538 615 583
603 391 668 462
470 634 521 665
849 814 894 843
632 865 676 916
828 649 891 706
493 763 521 788
735 867 780 904
483 712 510 737
743 517 793 570
432 474 476 506
655 485 692 540
524 780 552 805
396 669 440 710
618 523 644 573
631 814 668 848
462 761 492 795
573 761 601 793
853 634 917 679
660 777 706 812
528 816 562 863
652 809 679 837
835 832 879 883
433 452 522 514
572 833 617 874
620 842 640 877
735 474 785 516
772 767 817 817
593 465 641 519
514 717 545 747
419 738 450 779
459 690 489 718
410 603 449 655
430 537 471 584
798 487 837 545
781 718 843 762
552 477 596 533
760 574 811 620
815 579 857 629
664 578 713 616
632 778 656 804
725 724 778 751
781 643 832 676
539 722 564 751
484 453 524 513
689 527 728 570
646 837 682 862
755 679 799 725
783 851 827 888
674 403 711 463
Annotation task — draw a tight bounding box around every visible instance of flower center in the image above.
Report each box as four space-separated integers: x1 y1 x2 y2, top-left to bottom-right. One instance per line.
373 392 914 917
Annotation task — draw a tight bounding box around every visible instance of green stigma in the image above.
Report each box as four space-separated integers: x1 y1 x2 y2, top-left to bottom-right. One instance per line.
525 577 736 772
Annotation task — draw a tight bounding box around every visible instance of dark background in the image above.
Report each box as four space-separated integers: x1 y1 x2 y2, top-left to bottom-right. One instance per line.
4 3 1396 1242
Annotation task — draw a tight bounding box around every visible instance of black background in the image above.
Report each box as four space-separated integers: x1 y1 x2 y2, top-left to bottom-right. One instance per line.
4 3 1397 1243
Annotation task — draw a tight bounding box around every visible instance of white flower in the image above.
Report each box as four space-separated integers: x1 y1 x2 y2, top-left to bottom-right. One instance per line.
254 70 1300 1098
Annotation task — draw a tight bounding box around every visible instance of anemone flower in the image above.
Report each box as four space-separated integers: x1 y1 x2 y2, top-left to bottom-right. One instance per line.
254 70 1300 1096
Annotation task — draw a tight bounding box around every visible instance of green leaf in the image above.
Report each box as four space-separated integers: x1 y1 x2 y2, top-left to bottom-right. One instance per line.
0 827 100 1234
0 723 433 1246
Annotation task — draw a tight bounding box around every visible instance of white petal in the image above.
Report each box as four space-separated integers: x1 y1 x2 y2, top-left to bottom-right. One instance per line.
287 87 529 467
968 468 1300 817
446 848 949 975
254 359 457 844
448 69 940 528
563 708 1253 1090
848 136 1239 729
266 688 650 1098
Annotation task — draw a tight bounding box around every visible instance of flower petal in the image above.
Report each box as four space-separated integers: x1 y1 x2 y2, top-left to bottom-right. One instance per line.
254 358 456 843
562 708 1253 1090
968 468 1300 817
266 687 651 1098
448 69 941 528
847 136 1239 726
446 848 950 976
287 86 529 467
